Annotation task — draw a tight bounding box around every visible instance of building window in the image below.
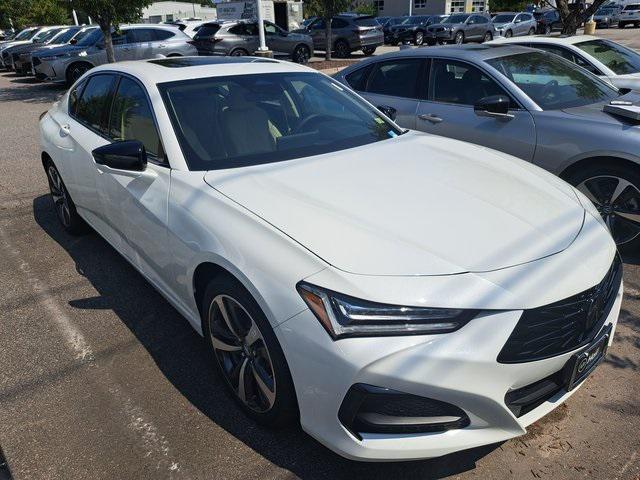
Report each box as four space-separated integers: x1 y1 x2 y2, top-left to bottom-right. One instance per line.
414 0 426 9
374 0 384 11
471 0 485 11
450 0 464 12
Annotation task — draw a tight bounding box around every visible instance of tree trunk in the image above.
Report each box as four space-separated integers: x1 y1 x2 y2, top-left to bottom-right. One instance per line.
556 0 607 34
325 19 332 61
100 23 115 63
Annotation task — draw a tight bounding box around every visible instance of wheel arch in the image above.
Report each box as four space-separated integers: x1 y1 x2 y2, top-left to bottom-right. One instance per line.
559 155 640 182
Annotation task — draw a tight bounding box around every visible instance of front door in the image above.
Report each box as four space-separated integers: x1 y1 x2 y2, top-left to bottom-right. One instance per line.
96 75 172 288
112 31 138 62
416 58 536 161
308 19 326 50
264 21 288 55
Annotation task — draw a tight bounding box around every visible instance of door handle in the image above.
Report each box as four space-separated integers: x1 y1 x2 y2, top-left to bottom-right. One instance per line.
158 44 166 48
419 113 443 124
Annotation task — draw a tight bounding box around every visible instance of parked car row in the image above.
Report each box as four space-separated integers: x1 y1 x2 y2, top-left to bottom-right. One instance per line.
38 48 624 462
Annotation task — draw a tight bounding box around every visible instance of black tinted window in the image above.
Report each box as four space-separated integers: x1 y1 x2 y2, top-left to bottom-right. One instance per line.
69 80 86 116
354 17 379 26
109 77 162 158
153 29 174 40
431 59 508 106
194 24 221 38
345 64 373 91
128 29 156 43
366 59 422 98
332 18 349 28
74 75 117 134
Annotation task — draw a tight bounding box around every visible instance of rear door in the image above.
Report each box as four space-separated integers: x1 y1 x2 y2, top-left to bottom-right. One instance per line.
112 30 137 61
308 18 326 50
264 21 288 55
415 58 536 161
125 28 156 60
355 57 425 129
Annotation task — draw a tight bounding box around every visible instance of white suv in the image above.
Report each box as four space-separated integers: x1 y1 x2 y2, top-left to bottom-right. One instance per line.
619 3 640 28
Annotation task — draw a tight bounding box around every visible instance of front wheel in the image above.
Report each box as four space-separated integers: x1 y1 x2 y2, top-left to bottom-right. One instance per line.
528 27 536 35
567 164 640 250
65 62 92 86
334 39 350 58
454 31 464 44
202 276 298 426
544 25 552 34
505 29 513 38
292 44 310 64
414 31 424 45
483 31 493 42
362 46 376 55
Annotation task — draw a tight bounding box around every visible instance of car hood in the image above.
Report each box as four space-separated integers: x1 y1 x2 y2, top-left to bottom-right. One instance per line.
0 40 31 52
203 132 585 276
561 91 640 125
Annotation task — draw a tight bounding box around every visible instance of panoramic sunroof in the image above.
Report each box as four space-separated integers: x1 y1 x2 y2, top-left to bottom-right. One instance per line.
148 56 279 68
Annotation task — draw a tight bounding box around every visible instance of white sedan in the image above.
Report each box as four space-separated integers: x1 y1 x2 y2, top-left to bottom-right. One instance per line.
39 56 622 461
491 34 640 90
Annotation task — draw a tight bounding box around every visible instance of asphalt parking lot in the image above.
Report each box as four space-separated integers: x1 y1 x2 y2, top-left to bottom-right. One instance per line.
0 29 639 480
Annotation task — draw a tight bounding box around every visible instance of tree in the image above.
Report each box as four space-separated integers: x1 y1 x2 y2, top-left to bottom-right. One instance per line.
0 0 69 30
547 0 607 34
317 0 350 61
72 0 152 63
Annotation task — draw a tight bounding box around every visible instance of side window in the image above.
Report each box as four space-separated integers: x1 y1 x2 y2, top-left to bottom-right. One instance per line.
74 75 117 134
310 19 326 29
344 64 373 91
264 22 278 34
127 29 155 43
476 16 488 24
244 23 259 36
331 18 349 28
68 79 86 116
366 58 423 98
112 31 126 45
430 59 510 106
153 29 174 41
228 24 246 35
108 77 162 159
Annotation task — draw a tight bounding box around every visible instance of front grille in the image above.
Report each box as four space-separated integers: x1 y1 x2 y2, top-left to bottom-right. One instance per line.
498 255 622 363
505 371 563 417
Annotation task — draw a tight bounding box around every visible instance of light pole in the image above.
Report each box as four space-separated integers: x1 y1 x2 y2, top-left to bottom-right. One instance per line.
409 0 412 16
70 0 79 25
254 0 273 57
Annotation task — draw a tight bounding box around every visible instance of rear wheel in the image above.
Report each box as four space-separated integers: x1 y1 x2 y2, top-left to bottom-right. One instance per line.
334 39 350 58
414 31 424 45
567 164 640 250
202 276 298 426
44 159 87 235
292 44 310 64
362 45 376 55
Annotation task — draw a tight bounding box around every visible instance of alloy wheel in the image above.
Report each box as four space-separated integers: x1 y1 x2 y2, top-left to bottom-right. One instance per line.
505 30 513 38
334 41 349 58
231 49 247 56
483 32 493 42
577 175 640 245
415 31 424 45
208 294 276 413
293 45 310 64
69 64 89 83
455 32 464 44
46 165 71 227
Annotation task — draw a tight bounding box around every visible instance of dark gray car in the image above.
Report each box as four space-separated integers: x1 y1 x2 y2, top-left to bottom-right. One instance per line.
295 15 384 58
191 20 313 63
425 13 495 45
334 45 640 249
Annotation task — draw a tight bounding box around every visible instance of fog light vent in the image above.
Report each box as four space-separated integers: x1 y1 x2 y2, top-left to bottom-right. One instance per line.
338 383 469 439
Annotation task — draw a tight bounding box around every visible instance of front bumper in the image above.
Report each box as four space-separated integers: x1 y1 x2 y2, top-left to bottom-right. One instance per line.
33 58 67 83
276 284 622 461
426 29 453 41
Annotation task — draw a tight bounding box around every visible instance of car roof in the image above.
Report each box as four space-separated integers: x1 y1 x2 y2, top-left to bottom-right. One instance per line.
369 43 537 61
496 34 598 46
89 56 314 85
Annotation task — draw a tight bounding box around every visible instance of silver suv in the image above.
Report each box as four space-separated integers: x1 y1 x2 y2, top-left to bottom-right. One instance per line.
191 20 314 63
32 25 197 85
491 12 537 37
619 3 640 28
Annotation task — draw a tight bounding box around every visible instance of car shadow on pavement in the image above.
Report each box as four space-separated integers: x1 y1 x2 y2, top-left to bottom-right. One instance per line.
0 73 65 104
32 194 499 479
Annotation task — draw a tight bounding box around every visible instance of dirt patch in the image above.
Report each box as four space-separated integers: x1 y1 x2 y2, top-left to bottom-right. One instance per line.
523 403 569 440
309 59 359 71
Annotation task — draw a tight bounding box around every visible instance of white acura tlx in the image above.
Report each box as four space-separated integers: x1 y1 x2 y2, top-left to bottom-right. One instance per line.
39 56 622 461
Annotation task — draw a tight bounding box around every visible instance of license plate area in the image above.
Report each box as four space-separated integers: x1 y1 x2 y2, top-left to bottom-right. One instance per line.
562 324 611 391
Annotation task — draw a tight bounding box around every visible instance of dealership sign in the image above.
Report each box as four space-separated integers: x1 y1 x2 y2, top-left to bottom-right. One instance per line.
216 1 275 22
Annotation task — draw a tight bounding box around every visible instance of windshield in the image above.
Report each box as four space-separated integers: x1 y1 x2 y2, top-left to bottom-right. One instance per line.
596 8 616 14
76 28 103 46
355 17 379 26
486 51 618 110
51 28 79 44
72 28 96 43
159 72 402 171
576 39 640 74
401 16 426 25
623 4 640 9
14 29 35 40
33 29 59 43
447 14 469 23
493 14 516 22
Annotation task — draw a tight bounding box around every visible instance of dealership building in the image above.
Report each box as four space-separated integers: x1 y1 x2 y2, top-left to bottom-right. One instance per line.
371 0 489 16
141 1 218 23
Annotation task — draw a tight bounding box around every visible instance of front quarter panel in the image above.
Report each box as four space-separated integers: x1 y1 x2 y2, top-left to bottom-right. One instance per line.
167 170 328 334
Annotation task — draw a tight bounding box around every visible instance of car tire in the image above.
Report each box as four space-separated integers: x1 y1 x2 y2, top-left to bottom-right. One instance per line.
65 61 92 86
544 25 552 34
414 31 424 45
230 48 249 56
201 275 299 427
566 163 640 250
334 39 350 58
505 29 513 38
619 21 626 28
292 44 311 64
362 46 376 55
44 158 87 235
454 31 464 44
528 27 536 35
483 31 493 42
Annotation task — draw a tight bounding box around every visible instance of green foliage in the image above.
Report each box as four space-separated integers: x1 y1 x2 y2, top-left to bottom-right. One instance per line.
488 0 528 12
0 0 69 30
352 2 376 15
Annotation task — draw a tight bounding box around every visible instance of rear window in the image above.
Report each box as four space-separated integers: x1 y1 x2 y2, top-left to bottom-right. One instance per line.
624 4 640 9
354 17 379 26
194 24 221 38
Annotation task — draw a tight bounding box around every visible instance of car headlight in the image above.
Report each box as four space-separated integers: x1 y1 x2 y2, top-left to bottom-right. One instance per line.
297 282 477 339
573 187 608 230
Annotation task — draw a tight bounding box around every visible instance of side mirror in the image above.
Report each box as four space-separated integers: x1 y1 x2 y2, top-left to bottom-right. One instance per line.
377 104 397 120
69 38 77 44
474 95 513 119
92 140 147 171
